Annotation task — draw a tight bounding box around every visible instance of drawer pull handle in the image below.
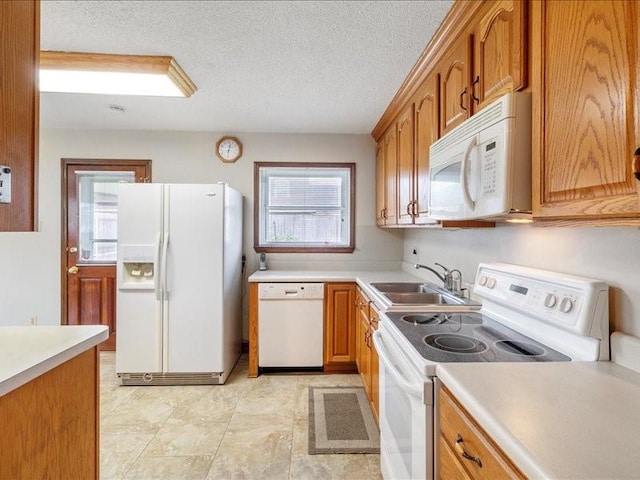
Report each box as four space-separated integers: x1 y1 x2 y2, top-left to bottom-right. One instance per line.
456 434 482 467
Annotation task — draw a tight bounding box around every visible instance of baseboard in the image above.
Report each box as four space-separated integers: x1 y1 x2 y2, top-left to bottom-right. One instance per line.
323 362 358 374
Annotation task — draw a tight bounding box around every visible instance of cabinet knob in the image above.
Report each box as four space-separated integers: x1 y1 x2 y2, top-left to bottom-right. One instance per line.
633 148 640 181
455 434 483 467
471 76 480 105
459 88 468 112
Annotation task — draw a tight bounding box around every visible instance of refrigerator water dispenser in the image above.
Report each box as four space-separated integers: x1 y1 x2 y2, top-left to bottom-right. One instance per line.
118 244 156 289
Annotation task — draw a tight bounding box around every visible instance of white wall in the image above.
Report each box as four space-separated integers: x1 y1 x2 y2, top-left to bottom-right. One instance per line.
404 225 640 336
0 129 403 331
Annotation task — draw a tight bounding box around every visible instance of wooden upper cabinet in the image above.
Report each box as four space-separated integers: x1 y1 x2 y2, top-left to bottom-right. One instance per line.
0 1 39 231
375 141 386 226
414 73 440 224
383 127 398 226
532 0 640 221
473 0 527 109
439 35 472 136
397 103 415 225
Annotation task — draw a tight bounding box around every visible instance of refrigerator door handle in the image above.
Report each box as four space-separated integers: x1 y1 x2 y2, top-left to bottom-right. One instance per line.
155 232 163 300
162 230 170 297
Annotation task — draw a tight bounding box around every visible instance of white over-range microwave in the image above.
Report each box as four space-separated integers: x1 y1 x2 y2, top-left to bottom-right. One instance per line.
428 92 532 221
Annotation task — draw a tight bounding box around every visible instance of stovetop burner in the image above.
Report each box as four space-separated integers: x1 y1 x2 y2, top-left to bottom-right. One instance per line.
424 333 488 354
401 313 443 325
384 310 570 363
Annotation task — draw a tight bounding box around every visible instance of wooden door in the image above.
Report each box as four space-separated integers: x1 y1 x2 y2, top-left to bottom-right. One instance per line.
383 127 398 226
375 141 386 226
474 0 527 109
532 0 640 220
323 282 356 372
62 159 151 350
439 35 472 136
0 1 38 232
414 72 440 224
397 103 416 225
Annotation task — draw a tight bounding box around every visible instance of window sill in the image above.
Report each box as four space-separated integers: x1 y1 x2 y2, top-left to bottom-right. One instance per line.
254 246 355 254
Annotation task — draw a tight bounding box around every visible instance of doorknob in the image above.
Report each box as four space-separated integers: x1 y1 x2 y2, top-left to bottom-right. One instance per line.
68 246 78 253
68 266 79 274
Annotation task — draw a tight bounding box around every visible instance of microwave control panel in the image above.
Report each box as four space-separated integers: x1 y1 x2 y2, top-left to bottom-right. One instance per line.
480 139 498 196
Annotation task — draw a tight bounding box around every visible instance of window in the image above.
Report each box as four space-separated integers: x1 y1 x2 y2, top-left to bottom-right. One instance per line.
254 162 355 253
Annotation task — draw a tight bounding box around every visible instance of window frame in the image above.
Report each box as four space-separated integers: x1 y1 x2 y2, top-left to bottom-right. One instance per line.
253 162 356 253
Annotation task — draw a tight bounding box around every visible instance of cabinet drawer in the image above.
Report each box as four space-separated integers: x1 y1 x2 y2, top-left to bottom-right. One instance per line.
439 386 525 480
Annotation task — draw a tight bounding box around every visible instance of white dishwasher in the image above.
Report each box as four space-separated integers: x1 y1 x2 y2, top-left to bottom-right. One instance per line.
258 283 324 368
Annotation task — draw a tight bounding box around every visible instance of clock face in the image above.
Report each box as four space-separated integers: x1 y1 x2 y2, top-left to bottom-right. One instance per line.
216 136 242 162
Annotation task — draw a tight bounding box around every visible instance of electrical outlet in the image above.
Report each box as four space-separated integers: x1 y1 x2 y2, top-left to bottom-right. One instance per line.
29 316 37 326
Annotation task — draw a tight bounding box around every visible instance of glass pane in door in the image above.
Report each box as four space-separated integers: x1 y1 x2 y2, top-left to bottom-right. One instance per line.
77 171 135 263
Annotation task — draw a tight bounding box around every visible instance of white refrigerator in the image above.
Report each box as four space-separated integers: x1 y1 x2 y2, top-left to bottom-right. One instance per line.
115 183 243 385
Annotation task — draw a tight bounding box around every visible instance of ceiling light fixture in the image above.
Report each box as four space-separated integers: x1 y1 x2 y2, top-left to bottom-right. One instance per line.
39 51 197 97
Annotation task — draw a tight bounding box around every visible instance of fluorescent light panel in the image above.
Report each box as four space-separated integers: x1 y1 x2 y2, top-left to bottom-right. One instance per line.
39 51 197 97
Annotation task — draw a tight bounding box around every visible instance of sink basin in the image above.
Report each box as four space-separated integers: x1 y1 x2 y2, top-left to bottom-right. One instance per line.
369 281 481 309
370 282 439 294
383 292 465 305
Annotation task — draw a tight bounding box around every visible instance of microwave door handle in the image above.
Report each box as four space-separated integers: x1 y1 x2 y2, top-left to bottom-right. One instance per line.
461 136 477 211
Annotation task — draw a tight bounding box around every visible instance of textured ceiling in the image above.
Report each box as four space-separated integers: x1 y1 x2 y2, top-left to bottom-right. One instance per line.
40 0 453 134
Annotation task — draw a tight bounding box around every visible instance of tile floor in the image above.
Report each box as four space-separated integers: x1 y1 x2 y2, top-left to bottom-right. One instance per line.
100 353 382 479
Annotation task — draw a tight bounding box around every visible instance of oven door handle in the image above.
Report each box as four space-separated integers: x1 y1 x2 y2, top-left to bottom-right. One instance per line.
373 330 423 399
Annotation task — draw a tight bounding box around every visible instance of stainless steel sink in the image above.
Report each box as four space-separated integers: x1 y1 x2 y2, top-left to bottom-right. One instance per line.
369 282 439 294
369 281 481 309
384 292 465 305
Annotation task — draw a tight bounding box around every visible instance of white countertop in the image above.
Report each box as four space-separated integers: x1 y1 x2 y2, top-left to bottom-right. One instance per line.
248 269 475 312
0 325 109 397
436 361 640 479
247 269 421 284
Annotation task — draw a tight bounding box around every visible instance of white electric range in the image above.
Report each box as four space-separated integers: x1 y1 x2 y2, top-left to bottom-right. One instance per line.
372 262 609 480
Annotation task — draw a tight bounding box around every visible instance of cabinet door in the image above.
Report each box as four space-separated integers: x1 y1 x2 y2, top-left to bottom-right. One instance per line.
369 306 380 422
359 313 371 397
474 0 527 109
383 127 398 225
0 1 39 231
375 141 386 226
414 72 440 224
439 35 472 136
532 0 640 220
324 283 357 370
397 103 416 225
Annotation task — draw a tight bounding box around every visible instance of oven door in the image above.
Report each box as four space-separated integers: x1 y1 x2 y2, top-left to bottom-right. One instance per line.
373 328 433 480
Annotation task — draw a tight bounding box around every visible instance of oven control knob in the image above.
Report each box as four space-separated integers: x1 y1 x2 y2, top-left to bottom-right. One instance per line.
486 277 496 289
559 296 574 313
544 293 557 308
478 275 487 286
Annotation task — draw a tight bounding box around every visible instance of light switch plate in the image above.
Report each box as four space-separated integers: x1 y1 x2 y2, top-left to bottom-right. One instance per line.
0 166 11 203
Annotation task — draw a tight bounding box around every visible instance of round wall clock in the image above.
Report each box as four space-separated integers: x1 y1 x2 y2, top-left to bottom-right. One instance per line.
215 136 243 163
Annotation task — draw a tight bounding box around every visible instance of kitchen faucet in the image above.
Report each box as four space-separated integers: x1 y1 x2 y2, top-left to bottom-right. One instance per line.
414 263 464 297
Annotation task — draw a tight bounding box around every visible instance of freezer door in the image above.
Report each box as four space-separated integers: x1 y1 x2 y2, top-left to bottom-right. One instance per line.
116 183 164 373
164 184 225 372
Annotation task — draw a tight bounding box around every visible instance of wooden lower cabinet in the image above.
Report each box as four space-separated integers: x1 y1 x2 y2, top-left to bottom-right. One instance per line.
355 286 380 423
438 385 525 480
324 283 357 373
369 304 380 421
0 348 99 479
